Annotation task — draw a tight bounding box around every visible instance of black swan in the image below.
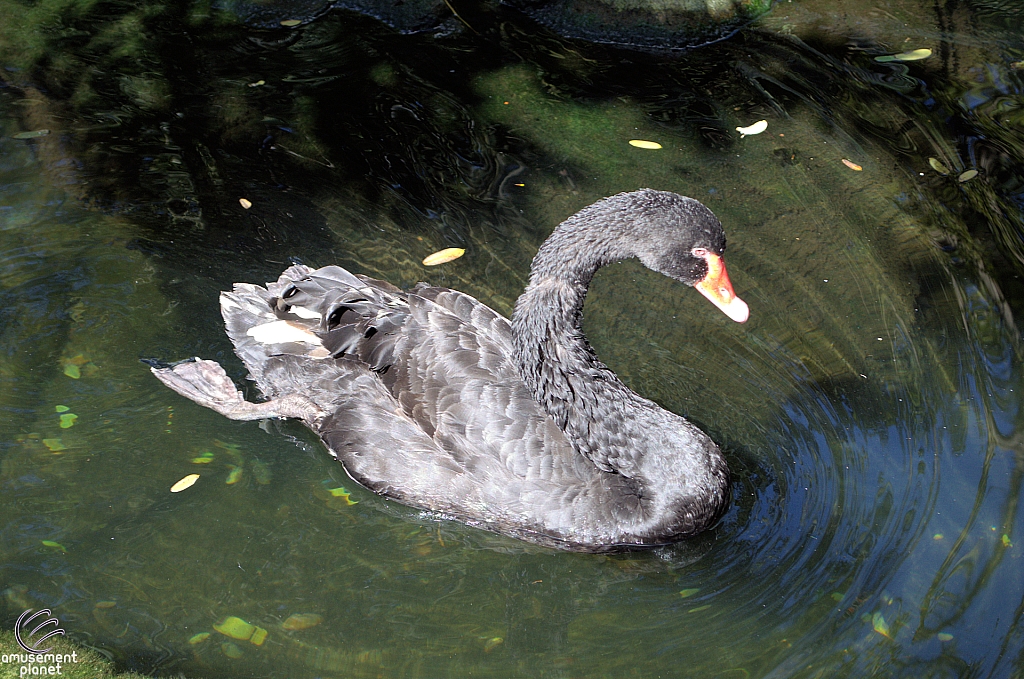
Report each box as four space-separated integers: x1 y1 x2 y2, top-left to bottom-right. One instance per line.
151 189 749 551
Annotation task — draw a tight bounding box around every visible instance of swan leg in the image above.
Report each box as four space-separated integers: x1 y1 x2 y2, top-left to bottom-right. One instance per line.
151 359 324 423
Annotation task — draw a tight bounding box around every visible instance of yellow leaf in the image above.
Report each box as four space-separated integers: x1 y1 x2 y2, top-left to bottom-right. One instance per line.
957 169 978 182
279 19 301 26
937 632 954 642
628 139 662 149
225 466 243 485
249 627 268 646
422 248 465 266
63 364 81 379
239 198 252 209
188 632 211 645
872 612 890 637
214 616 256 640
735 120 768 137
59 413 78 429
170 474 200 493
42 439 67 452
841 159 863 171
928 157 950 175
894 48 932 61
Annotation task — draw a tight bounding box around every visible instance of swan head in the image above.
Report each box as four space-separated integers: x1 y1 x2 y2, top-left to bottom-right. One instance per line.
629 190 749 323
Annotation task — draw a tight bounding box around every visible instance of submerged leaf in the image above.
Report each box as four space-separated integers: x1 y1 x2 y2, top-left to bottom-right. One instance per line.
188 632 211 645
957 169 979 182
328 487 358 505
42 438 67 452
214 616 256 640
55 405 70 413
937 632 954 642
41 540 67 552
841 159 863 171
282 613 323 631
12 129 50 139
279 19 301 26
191 451 215 464
735 120 768 137
221 641 244 658
249 626 268 646
59 413 78 429
928 157 950 175
63 364 81 379
422 248 465 266
678 588 700 599
225 466 243 485
170 474 200 493
872 612 891 637
627 139 662 149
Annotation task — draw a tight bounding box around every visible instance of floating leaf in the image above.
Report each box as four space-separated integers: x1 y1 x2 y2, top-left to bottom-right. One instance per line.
279 19 301 26
59 413 78 429
63 364 81 379
895 48 932 61
239 198 252 209
735 120 768 137
214 616 256 641
928 157 950 175
282 613 323 631
12 129 50 139
871 612 891 637
42 438 67 452
41 540 67 552
170 474 200 493
225 466 243 485
249 627 268 646
841 158 863 171
628 139 662 149
189 632 211 645
678 588 700 599
422 248 465 266
876 48 932 62
957 169 978 182
937 632 954 642
55 405 70 413
221 641 244 658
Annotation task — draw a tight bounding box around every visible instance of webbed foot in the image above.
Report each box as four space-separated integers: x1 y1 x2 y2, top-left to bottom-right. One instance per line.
150 358 325 423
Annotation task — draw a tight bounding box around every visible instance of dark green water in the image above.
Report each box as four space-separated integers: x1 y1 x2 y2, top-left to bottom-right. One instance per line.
2 0 1023 677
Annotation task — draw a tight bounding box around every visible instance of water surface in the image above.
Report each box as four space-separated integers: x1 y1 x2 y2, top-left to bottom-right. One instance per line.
1 0 1023 677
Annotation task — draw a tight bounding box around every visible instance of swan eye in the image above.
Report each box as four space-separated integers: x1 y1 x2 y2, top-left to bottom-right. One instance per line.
691 247 708 258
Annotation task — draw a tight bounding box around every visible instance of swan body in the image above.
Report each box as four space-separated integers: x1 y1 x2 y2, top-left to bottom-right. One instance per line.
152 189 748 552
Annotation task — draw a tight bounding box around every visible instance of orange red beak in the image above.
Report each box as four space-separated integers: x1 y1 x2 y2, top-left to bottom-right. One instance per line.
694 252 749 323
